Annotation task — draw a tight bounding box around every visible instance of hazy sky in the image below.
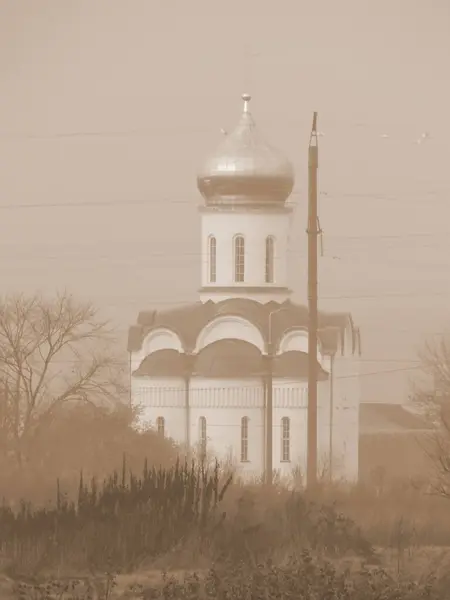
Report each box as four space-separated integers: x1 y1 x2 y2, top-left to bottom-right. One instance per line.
1 0 449 402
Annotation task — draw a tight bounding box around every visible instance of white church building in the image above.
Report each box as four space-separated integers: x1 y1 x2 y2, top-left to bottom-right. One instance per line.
128 94 362 483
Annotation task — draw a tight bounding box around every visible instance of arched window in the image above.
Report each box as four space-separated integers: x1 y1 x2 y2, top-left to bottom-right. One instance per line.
281 417 290 462
241 416 249 462
208 236 217 283
199 416 207 457
234 235 245 282
265 236 275 283
156 416 165 437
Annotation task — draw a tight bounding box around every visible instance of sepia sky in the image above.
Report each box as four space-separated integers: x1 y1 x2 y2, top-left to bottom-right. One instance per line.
0 0 449 403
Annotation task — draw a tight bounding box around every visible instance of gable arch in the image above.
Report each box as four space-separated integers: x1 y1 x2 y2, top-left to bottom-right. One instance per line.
131 327 184 374
277 327 323 362
194 315 266 354
142 327 184 356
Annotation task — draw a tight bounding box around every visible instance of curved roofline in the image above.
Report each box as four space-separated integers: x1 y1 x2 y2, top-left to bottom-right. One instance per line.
128 299 360 358
197 94 295 206
132 343 328 380
193 312 266 355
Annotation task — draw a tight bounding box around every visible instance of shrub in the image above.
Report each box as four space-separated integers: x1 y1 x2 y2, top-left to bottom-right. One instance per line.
0 402 178 507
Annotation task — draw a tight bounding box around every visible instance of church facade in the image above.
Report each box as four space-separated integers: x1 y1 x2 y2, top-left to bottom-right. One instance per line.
127 94 361 483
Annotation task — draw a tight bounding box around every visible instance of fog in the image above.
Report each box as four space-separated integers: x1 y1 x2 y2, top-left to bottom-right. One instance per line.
1 0 449 403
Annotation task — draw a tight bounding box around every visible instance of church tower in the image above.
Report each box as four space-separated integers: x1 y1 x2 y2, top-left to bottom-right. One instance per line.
197 94 295 303
128 92 362 484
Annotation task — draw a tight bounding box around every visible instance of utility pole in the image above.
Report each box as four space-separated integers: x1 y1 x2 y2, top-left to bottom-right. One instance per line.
265 345 273 485
307 112 319 489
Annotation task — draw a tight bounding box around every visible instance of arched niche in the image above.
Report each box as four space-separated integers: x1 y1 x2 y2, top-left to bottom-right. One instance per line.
130 327 184 373
142 327 184 356
194 315 266 355
277 327 323 362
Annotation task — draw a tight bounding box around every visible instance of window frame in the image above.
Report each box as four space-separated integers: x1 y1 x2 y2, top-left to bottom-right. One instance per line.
208 235 217 283
234 234 245 283
241 416 249 462
281 416 291 462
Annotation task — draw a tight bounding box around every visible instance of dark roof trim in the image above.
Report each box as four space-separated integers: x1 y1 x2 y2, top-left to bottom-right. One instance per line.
128 298 359 358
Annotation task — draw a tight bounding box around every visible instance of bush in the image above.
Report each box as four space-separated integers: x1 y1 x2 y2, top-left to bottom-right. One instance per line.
0 458 232 576
0 402 178 507
140 553 448 600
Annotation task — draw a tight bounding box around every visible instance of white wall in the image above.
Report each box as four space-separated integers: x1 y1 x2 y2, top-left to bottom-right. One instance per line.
130 374 346 483
131 376 188 444
272 379 308 479
129 316 361 484
317 377 333 478
200 208 292 301
189 377 265 477
330 351 361 483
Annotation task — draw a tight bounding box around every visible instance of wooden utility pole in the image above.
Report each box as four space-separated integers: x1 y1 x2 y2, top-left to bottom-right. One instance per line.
265 348 273 485
307 112 319 489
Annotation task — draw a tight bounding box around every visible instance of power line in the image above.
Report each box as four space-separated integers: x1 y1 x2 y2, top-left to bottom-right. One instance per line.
0 191 447 212
7 357 422 366
0 119 442 141
130 365 423 389
4 246 448 263
111 325 447 336
1 291 449 320
0 291 446 306
3 232 450 262
74 290 450 303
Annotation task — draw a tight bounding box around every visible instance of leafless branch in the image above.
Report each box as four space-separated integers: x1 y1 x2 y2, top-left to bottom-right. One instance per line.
0 291 123 463
413 333 450 498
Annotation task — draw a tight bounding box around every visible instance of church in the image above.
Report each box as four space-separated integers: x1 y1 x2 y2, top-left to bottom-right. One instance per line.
127 94 362 483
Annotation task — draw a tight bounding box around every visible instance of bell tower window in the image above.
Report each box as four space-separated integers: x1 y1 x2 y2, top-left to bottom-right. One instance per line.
265 236 275 283
234 235 245 282
208 235 217 283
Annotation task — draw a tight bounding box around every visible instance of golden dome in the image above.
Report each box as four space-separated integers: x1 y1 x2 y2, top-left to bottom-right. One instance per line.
197 94 295 207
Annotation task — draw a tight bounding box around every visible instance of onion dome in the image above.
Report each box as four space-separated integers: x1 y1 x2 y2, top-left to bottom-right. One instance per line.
197 93 295 207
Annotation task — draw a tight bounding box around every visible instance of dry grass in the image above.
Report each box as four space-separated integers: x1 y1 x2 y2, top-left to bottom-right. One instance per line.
2 460 450 598
2 408 450 598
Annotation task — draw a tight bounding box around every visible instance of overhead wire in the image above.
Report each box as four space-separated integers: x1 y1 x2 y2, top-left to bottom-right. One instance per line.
0 191 447 212
0 117 442 141
0 139 446 374
14 353 424 367
0 122 447 396
130 364 424 389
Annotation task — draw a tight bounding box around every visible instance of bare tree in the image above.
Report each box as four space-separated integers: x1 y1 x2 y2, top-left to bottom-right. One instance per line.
0 291 124 467
413 335 450 496
417 335 450 421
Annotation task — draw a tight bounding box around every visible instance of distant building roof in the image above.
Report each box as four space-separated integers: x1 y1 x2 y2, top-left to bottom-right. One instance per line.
359 403 433 435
